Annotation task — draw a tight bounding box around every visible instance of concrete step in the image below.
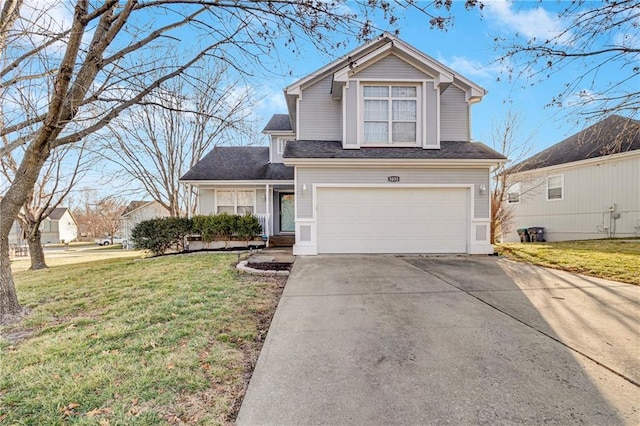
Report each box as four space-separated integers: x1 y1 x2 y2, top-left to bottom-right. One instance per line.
269 235 295 247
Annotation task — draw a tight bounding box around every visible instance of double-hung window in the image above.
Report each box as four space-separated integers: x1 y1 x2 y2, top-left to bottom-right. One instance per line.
546 175 563 200
508 182 521 203
363 84 418 145
276 138 287 155
216 190 255 214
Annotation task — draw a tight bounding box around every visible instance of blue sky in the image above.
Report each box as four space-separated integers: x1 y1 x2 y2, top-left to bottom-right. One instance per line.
253 0 636 158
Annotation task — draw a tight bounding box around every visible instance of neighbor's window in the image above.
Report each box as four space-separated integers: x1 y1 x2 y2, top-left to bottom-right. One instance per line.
508 182 521 203
363 84 418 144
547 175 564 200
216 190 255 214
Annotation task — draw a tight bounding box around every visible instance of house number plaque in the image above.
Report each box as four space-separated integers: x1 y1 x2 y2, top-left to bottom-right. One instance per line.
387 176 400 182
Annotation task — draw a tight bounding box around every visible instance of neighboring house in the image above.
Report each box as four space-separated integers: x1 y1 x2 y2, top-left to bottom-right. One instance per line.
504 115 640 242
120 200 171 240
8 220 24 246
181 33 506 255
40 207 78 244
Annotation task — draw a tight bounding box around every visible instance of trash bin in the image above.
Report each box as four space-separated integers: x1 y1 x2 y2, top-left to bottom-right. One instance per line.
517 228 530 243
527 227 545 242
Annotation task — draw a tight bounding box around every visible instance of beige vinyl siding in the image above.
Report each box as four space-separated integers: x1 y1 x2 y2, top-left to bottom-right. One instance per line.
344 84 358 147
352 54 432 80
506 154 640 242
440 86 470 141
296 167 489 219
298 76 342 140
199 189 216 214
270 137 284 163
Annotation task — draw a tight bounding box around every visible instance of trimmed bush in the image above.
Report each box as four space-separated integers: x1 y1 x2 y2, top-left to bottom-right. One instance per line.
236 214 262 245
131 217 192 255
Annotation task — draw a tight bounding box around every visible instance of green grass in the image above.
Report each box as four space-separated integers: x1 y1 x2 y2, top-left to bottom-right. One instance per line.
497 239 640 285
0 253 285 424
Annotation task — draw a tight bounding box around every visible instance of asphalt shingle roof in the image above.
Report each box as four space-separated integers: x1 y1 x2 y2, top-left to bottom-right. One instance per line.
283 140 506 160
48 207 69 220
180 146 294 181
122 201 152 217
262 114 293 132
512 115 640 173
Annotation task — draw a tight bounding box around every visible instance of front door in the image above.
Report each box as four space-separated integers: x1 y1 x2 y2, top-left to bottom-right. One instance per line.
279 193 295 233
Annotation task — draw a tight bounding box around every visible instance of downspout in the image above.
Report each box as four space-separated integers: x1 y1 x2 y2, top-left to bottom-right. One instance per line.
265 183 270 247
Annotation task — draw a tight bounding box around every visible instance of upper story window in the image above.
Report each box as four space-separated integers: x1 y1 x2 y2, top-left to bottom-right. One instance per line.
217 190 255 214
546 175 564 201
507 182 521 203
277 138 287 155
362 84 419 145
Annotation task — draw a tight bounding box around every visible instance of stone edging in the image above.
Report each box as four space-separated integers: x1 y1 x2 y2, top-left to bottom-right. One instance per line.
236 260 290 276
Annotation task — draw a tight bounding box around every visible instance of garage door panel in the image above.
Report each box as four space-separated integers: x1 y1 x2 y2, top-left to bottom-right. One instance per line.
317 187 468 254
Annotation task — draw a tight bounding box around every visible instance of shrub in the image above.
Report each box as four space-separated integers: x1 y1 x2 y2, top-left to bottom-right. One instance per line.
131 217 192 255
236 213 262 244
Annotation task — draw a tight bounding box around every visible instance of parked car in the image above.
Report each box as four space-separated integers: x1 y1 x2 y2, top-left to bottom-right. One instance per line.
95 236 126 246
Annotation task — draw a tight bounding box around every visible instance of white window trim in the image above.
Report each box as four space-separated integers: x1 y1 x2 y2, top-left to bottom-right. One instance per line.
276 138 287 155
546 174 564 201
214 189 257 214
507 182 521 204
358 82 422 147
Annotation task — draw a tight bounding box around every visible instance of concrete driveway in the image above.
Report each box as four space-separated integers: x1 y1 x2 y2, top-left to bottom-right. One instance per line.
237 256 640 425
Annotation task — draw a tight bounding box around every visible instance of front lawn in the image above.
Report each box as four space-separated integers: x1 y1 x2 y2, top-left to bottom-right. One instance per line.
0 253 285 424
497 239 640 285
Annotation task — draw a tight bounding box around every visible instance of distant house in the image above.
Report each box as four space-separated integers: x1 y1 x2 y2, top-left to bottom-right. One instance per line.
40 207 78 244
120 200 170 240
505 115 640 242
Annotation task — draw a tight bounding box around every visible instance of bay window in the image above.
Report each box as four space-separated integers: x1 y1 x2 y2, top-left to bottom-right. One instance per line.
363 84 418 145
216 190 255 214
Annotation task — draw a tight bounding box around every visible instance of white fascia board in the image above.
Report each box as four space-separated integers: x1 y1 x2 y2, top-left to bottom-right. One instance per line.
263 130 295 136
510 149 640 178
283 159 504 167
285 34 393 95
179 180 295 186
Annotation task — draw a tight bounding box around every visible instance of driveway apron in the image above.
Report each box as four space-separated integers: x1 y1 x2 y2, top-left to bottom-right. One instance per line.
237 255 640 425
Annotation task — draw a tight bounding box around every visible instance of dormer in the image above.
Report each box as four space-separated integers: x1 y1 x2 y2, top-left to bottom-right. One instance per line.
283 33 486 150
262 114 295 163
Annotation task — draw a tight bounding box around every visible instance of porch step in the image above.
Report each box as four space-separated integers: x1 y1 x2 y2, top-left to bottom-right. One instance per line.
269 235 295 247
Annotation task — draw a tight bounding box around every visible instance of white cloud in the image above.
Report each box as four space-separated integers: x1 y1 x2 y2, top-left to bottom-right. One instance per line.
441 56 510 81
256 87 287 116
484 0 569 44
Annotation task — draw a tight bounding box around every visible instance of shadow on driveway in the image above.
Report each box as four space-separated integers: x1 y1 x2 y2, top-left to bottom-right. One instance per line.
238 255 640 425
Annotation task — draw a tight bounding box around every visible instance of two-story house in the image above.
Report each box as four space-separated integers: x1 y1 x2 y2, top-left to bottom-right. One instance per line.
181 34 506 255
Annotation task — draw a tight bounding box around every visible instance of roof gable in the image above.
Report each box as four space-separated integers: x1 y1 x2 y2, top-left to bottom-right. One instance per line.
122 200 153 217
285 33 485 103
48 207 68 220
513 115 640 173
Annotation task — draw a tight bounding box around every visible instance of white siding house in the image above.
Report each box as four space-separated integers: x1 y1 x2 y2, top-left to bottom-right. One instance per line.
40 207 78 244
505 116 640 242
120 200 170 240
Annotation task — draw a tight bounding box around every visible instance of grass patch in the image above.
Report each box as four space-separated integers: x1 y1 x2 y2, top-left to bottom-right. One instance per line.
0 253 285 424
497 239 640 285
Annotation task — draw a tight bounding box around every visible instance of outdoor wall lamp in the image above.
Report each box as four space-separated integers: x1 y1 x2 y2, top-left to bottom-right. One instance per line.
479 184 487 193
302 184 308 194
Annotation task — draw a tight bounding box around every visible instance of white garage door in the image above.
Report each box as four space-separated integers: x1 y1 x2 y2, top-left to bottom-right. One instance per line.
316 187 469 254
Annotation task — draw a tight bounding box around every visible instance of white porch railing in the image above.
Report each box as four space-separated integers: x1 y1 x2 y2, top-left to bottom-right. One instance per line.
255 213 270 236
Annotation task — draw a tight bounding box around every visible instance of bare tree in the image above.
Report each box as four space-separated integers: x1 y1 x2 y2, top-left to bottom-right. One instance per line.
0 0 480 318
489 111 536 244
89 197 127 244
0 142 93 270
494 0 639 121
104 66 256 217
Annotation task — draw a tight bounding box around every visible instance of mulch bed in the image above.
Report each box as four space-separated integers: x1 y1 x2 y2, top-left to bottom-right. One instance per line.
246 262 292 271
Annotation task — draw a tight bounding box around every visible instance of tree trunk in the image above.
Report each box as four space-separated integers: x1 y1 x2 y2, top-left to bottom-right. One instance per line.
26 227 48 270
0 234 21 318
0 143 51 316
